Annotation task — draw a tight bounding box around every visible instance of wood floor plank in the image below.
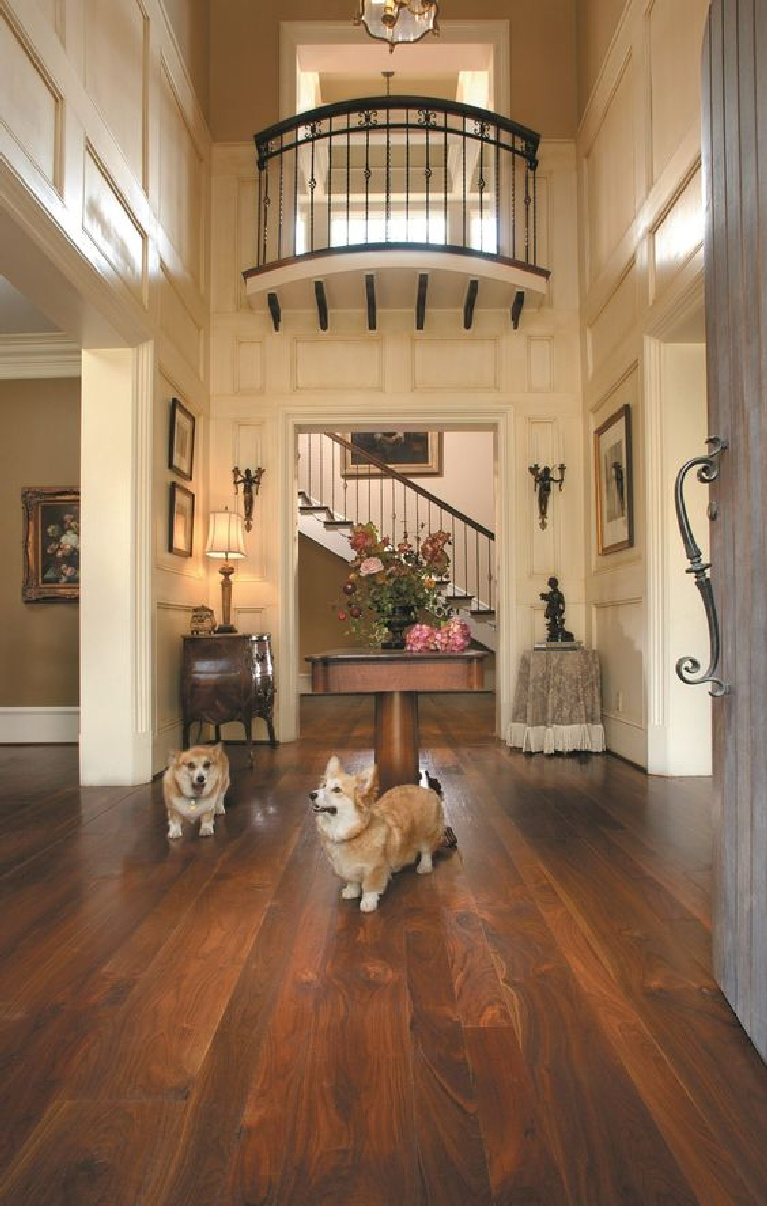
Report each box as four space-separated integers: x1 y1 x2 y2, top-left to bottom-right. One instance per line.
1 697 767 1206
0 1100 185 1206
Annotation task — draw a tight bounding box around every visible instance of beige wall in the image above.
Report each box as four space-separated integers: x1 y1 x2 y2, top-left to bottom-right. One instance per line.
209 0 578 141
298 535 359 663
163 0 210 119
575 0 627 119
0 379 80 707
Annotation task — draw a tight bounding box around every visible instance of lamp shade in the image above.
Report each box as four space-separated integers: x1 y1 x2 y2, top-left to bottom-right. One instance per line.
205 509 246 559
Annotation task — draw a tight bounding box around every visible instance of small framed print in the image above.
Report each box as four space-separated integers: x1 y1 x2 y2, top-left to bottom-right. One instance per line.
341 430 443 478
594 403 634 555
168 396 195 480
169 482 195 557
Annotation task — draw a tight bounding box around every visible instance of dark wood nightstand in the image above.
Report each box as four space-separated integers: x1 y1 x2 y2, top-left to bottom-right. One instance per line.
181 633 276 765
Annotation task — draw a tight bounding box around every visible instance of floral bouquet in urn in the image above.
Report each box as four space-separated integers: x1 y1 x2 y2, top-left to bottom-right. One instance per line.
336 521 452 647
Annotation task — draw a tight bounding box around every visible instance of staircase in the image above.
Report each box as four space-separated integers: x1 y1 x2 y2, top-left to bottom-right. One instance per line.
297 432 497 650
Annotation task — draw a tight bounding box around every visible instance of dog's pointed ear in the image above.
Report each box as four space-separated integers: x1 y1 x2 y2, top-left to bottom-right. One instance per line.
166 750 180 767
325 755 342 777
356 764 378 804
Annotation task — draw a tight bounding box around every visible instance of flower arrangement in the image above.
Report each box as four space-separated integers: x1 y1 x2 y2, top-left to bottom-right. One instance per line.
405 617 472 652
336 521 453 646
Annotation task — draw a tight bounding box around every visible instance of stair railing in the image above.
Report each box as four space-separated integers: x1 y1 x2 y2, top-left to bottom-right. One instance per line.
297 431 495 618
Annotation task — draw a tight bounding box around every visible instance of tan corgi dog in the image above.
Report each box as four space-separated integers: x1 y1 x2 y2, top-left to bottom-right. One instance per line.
310 755 446 912
163 744 230 840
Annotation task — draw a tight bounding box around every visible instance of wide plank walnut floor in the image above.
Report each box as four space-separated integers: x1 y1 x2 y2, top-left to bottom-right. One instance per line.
1 694 766 1205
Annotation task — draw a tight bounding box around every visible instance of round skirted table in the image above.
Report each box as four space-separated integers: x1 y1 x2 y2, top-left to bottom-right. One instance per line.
507 647 605 754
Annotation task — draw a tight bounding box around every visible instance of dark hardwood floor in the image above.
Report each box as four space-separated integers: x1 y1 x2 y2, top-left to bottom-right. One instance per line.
1 694 766 1205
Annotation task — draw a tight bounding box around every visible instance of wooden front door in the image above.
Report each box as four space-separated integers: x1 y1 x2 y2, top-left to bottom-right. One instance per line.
703 0 767 1061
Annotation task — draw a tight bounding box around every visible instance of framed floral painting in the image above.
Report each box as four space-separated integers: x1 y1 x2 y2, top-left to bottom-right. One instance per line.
341 431 443 478
22 487 80 602
594 403 634 554
168 396 195 480
169 482 195 557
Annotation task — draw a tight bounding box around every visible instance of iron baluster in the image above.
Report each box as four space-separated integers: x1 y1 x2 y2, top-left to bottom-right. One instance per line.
278 134 284 261
511 134 517 260
674 437 730 696
346 111 351 246
257 157 263 268
495 124 501 256
524 164 530 263
327 116 333 250
261 159 270 266
462 116 467 248
405 109 410 240
292 137 298 257
309 131 316 252
365 120 371 244
443 110 448 245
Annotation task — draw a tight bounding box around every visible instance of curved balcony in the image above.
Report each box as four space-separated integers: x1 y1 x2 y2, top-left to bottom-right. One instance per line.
243 96 550 331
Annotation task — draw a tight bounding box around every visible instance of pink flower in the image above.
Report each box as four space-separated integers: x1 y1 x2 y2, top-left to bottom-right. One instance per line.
359 556 384 576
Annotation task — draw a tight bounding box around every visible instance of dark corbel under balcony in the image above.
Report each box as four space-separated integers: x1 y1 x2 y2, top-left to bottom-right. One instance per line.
242 95 550 332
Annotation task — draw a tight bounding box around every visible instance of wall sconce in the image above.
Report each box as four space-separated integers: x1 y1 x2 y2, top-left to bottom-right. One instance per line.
232 466 265 532
528 462 566 530
205 507 246 632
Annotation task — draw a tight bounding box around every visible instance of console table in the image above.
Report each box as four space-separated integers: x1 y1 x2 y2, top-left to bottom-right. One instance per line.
507 648 604 754
307 647 488 792
181 633 276 766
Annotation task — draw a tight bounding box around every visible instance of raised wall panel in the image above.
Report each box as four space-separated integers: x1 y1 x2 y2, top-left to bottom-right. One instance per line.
159 59 204 288
593 597 645 726
159 261 202 378
0 8 61 188
527 337 554 393
84 0 146 185
412 338 499 392
648 0 709 183
650 165 703 303
236 341 264 393
587 260 637 375
83 144 146 301
293 338 383 392
585 55 636 283
36 0 65 43
155 602 193 733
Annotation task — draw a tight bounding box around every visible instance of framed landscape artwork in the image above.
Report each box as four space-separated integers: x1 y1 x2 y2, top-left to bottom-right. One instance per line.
168 396 195 480
341 431 443 478
169 482 195 557
594 403 634 555
22 487 80 602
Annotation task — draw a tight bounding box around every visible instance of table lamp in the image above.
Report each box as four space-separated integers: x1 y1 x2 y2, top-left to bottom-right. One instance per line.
205 507 246 632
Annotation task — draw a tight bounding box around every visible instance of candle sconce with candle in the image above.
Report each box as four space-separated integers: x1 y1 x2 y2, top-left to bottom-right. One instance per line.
528 462 566 530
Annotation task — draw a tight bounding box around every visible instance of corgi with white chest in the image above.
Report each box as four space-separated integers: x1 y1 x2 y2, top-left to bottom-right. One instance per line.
163 743 229 839
310 755 446 912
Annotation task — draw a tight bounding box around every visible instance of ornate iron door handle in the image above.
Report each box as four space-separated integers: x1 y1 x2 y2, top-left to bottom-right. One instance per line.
674 437 730 696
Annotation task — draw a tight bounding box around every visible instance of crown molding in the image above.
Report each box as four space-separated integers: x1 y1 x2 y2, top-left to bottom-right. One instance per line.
0 333 81 379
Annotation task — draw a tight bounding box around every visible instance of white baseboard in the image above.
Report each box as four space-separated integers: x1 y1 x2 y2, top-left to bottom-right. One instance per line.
0 707 79 743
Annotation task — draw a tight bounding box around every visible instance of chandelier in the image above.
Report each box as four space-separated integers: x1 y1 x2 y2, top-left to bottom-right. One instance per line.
354 0 440 52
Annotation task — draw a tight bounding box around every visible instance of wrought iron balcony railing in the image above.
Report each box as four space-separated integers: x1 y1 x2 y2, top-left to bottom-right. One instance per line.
249 95 546 278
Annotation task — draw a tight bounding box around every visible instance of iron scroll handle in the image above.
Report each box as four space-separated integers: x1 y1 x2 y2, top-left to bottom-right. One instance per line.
674 436 730 697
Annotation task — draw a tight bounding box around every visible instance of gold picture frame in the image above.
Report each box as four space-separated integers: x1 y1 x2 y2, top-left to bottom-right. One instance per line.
22 487 80 602
341 431 443 478
594 403 634 555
